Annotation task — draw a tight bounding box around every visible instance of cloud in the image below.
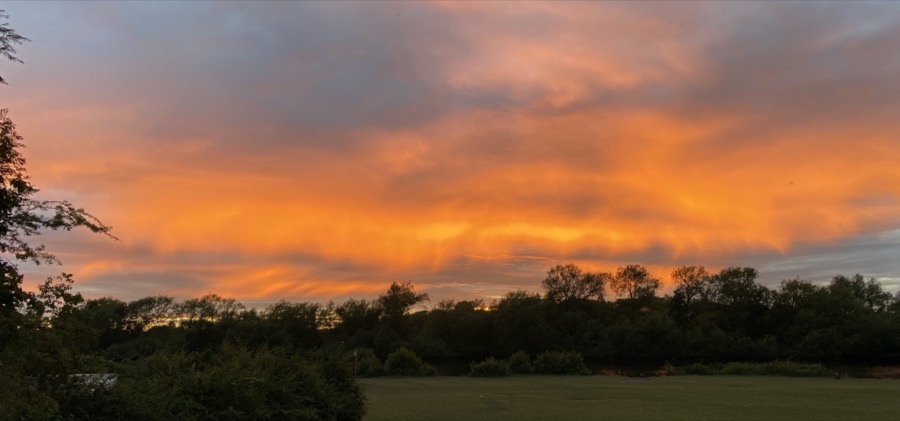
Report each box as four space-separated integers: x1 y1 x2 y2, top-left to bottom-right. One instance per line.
5 1 900 303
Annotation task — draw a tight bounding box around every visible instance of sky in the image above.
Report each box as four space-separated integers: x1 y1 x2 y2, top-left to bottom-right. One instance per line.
2 1 899 306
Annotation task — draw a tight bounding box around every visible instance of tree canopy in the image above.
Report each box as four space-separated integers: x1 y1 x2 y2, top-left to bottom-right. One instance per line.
541 263 607 303
0 9 28 85
610 264 661 301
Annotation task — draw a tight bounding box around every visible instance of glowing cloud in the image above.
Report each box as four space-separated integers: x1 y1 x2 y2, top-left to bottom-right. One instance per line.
5 1 900 302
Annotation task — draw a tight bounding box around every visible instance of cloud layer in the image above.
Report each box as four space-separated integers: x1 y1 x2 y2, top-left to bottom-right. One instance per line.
4 2 900 303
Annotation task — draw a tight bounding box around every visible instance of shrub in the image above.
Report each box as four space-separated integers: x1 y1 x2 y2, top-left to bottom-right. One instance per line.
384 347 437 376
469 357 510 377
684 362 715 375
533 351 590 375
351 348 385 377
866 366 900 379
97 345 367 420
683 361 832 377
661 361 681 376
507 351 532 374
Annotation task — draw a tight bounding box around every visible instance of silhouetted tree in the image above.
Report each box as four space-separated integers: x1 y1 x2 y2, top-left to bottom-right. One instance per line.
830 274 892 312
125 295 174 331
79 297 129 349
670 265 712 325
262 301 322 348
0 111 115 265
0 9 28 85
0 17 115 416
705 266 771 337
333 298 381 347
174 293 244 327
671 265 711 306
377 280 428 321
610 264 660 301
422 299 493 358
492 290 556 355
542 263 607 303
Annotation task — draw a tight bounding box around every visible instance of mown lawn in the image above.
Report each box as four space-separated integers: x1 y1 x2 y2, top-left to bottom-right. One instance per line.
361 375 900 420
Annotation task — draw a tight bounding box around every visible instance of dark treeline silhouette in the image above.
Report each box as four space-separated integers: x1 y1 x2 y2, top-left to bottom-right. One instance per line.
7 262 898 417
39 264 900 371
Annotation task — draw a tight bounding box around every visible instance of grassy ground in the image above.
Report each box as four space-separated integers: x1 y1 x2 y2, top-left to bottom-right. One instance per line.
361 375 900 421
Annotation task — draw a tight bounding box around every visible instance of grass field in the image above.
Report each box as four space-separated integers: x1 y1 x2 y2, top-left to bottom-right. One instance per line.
361 375 900 420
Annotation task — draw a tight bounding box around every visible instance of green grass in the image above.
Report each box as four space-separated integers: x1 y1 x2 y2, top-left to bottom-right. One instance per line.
361 375 900 420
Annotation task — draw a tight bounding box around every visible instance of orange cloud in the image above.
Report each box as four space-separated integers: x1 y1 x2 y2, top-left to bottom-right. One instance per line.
7 1 900 302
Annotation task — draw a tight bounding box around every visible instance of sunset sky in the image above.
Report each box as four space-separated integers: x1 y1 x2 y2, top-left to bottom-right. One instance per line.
3 1 899 306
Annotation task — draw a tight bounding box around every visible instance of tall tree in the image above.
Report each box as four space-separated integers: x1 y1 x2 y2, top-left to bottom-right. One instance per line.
0 10 113 329
0 110 115 266
829 274 892 312
671 265 711 307
610 264 660 301
0 13 114 418
670 265 712 324
542 263 607 303
706 266 771 337
377 280 429 321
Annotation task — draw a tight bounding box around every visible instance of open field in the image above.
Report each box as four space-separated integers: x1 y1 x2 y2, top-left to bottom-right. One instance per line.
362 375 900 421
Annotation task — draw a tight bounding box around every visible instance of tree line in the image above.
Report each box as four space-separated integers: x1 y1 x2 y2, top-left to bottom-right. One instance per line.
7 255 900 418
42 263 897 370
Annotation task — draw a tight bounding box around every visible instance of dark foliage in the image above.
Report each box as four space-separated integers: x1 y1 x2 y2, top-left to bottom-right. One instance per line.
507 350 533 374
385 347 438 376
534 351 591 375
469 357 510 377
681 361 834 377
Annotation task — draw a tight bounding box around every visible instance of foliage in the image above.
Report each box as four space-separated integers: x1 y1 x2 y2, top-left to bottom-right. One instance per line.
610 264 660 301
0 9 28 85
258 300 322 348
541 263 607 303
0 16 119 416
420 298 493 359
384 347 437 376
0 334 68 419
863 366 900 379
469 357 510 377
333 298 380 338
681 361 834 377
507 350 533 374
533 351 590 375
351 348 386 378
378 281 428 321
491 290 555 355
0 260 34 334
670 265 712 315
124 295 175 330
0 110 115 265
175 294 245 326
57 346 367 421
830 274 893 312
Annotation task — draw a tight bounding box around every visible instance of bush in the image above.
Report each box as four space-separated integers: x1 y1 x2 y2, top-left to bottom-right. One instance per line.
533 351 590 375
865 366 900 379
351 348 385 377
91 345 367 420
684 362 714 375
507 351 532 374
682 361 832 377
661 361 681 376
384 347 437 376
469 357 510 377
